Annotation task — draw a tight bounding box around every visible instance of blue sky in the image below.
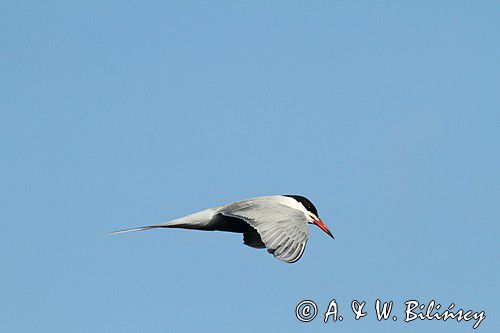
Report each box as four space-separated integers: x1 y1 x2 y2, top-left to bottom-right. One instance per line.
1 1 498 332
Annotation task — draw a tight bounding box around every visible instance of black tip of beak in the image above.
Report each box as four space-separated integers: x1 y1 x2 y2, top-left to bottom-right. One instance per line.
327 229 335 239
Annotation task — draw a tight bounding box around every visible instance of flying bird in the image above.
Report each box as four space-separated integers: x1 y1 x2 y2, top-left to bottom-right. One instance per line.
108 195 334 263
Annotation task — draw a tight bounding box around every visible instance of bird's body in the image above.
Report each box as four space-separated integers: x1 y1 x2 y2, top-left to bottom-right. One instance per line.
109 195 333 263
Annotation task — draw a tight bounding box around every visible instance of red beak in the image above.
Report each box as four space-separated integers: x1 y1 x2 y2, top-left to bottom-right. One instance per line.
313 217 334 239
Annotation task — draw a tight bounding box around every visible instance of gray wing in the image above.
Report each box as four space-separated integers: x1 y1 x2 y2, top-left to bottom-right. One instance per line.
218 199 309 263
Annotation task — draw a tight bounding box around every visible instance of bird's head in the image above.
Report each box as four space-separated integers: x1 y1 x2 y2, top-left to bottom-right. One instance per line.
284 195 334 239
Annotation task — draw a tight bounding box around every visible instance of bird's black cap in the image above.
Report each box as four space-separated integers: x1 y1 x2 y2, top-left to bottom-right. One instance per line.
284 195 319 217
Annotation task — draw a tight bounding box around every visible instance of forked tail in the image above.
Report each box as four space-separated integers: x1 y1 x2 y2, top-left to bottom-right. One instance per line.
106 226 158 235
106 207 219 235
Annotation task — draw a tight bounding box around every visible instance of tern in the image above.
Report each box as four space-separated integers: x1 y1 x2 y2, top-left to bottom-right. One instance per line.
108 195 334 263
